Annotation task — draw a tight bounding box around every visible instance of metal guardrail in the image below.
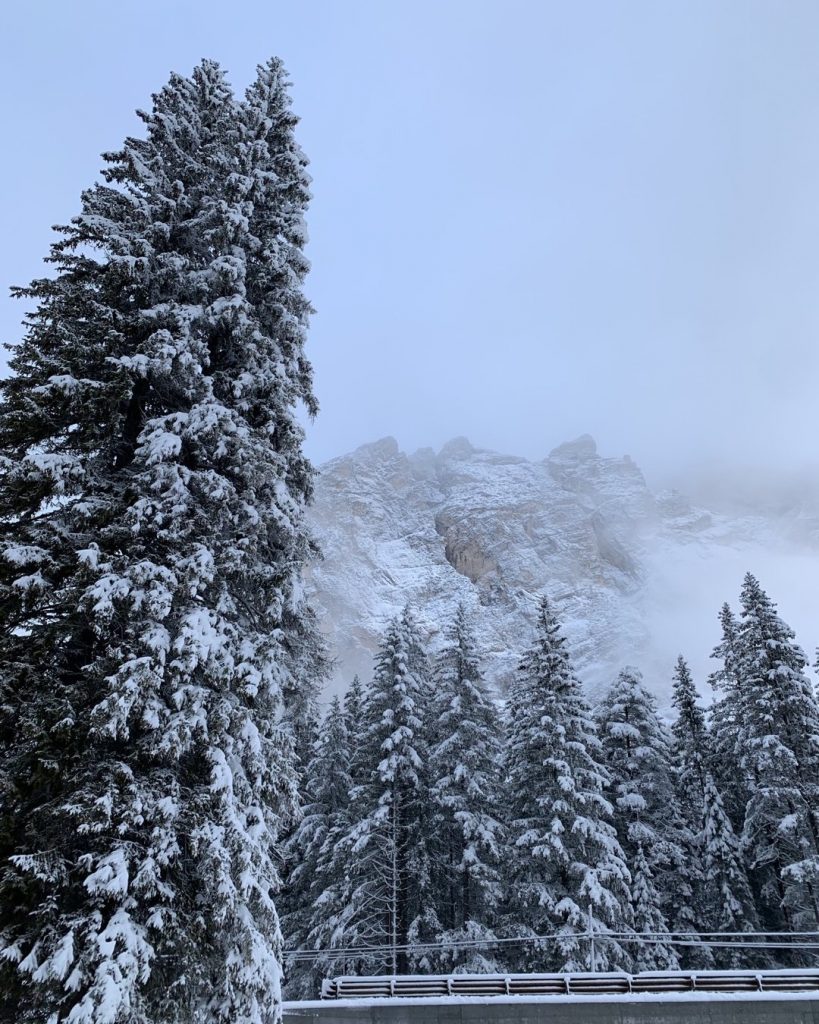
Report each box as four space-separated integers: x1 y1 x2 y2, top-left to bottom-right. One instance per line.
320 970 819 1000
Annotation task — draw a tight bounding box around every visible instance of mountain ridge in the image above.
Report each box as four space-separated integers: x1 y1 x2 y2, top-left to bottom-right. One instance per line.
306 435 819 704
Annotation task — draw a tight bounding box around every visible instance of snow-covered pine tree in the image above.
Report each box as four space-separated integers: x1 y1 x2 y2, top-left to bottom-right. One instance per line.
0 59 318 1024
596 668 676 862
668 656 713 968
734 573 819 934
424 605 504 972
327 609 434 975
505 597 632 973
671 655 708 804
595 667 693 968
344 675 366 734
707 603 749 830
279 674 371 987
629 846 679 972
342 674 368 790
243 58 327 775
281 698 353 998
701 772 760 966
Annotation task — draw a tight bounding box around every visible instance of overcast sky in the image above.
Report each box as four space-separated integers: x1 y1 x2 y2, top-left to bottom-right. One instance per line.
2 0 819 490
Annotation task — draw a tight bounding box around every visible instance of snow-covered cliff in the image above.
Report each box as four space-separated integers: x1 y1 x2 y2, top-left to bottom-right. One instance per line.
306 435 819 703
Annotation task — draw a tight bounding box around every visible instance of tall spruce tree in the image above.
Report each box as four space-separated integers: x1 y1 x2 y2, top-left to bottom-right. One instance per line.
734 574 819 933
343 675 366 731
669 658 710 948
281 698 353 998
326 609 434 975
424 605 504 972
670 656 708 803
0 59 318 1024
596 667 693 968
707 603 749 830
280 674 371 987
505 597 632 973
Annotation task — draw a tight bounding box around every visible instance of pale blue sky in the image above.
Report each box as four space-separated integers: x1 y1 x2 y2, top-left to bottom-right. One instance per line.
2 0 819 487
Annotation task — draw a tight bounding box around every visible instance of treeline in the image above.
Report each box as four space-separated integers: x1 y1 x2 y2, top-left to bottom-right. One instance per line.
281 572 819 996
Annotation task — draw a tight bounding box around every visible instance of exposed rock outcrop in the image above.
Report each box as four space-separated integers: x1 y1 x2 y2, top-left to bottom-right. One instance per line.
306 436 818 703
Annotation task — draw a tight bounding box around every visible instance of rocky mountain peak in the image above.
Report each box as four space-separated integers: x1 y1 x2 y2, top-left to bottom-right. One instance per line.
548 433 598 461
350 436 401 461
438 436 475 460
306 436 818 706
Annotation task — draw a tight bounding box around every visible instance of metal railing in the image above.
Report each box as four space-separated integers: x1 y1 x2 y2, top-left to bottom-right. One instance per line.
319 968 819 1000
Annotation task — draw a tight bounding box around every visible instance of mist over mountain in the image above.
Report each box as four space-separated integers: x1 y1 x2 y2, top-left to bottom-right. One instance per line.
307 435 819 706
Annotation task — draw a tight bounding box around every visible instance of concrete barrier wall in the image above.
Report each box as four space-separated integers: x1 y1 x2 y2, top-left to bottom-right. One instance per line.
284 996 819 1024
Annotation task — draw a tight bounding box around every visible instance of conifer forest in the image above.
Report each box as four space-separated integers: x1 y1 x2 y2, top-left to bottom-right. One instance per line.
281 576 819 997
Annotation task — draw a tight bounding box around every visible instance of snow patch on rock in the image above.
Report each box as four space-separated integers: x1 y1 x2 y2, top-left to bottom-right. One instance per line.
306 436 819 705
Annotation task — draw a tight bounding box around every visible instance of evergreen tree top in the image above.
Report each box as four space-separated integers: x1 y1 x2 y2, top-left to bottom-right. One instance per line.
708 603 741 694
505 596 631 969
736 573 819 777
431 605 501 801
514 595 576 690
739 573 806 664
306 696 352 814
435 603 483 687
596 667 682 853
357 608 430 795
596 666 668 750
344 674 366 722
671 655 708 754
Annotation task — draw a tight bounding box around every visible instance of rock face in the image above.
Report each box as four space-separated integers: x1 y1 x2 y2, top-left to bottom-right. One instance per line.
306 436 819 704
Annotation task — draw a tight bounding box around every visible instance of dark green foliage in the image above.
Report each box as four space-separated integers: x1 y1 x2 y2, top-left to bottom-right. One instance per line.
0 59 319 1023
505 598 632 972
